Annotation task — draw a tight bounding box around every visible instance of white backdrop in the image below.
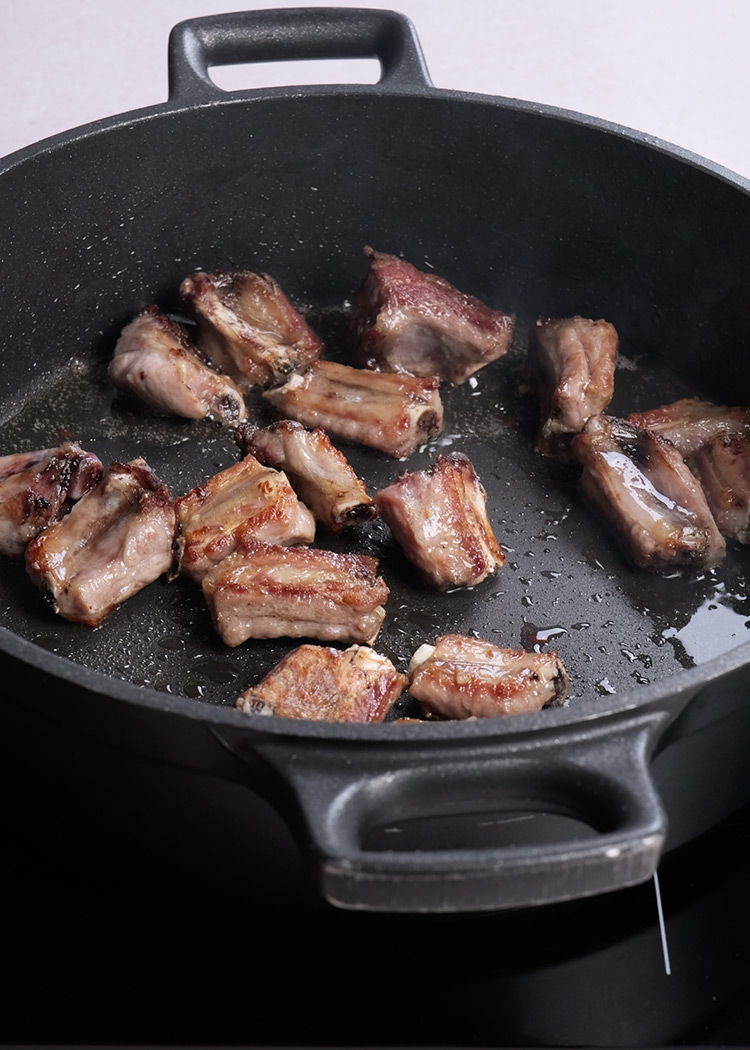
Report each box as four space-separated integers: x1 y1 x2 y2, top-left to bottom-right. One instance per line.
2 0 750 178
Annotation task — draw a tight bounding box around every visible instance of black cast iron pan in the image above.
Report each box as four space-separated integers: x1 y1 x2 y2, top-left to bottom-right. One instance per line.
1 7 750 913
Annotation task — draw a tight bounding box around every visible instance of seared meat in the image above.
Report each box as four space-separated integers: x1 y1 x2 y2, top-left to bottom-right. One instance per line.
408 634 569 719
352 246 514 383
527 315 618 455
375 451 505 589
263 359 444 459
25 458 176 626
180 270 323 391
174 453 316 583
235 420 376 532
108 306 248 425
0 442 103 557
570 415 726 573
627 397 750 456
202 539 389 647
236 643 407 722
687 432 750 543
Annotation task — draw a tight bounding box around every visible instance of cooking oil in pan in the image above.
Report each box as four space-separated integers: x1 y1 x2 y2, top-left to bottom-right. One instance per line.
0 313 748 713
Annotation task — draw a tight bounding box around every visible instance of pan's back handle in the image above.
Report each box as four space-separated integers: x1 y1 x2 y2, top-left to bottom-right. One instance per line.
218 709 673 913
167 8 433 105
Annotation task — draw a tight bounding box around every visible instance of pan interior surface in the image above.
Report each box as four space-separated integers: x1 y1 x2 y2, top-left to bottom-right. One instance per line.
1 91 750 717
0 309 747 717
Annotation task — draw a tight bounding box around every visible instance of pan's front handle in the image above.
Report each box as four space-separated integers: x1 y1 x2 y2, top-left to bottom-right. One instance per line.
167 8 433 105
242 711 672 913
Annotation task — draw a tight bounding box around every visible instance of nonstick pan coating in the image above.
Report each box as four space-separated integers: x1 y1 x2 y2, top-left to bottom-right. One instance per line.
3 7 750 912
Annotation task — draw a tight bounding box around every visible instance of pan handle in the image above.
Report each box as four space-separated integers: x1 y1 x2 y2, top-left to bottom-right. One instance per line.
167 8 433 104
236 710 671 913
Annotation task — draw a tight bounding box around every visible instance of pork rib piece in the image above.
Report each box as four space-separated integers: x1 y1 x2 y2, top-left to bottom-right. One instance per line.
0 442 103 557
108 306 248 426
527 315 618 455
180 270 323 391
235 420 376 533
202 539 389 647
174 453 315 582
352 247 515 384
627 397 750 457
570 415 726 573
408 634 569 719
687 432 750 544
263 359 444 459
375 451 505 589
25 458 176 626
236 643 407 722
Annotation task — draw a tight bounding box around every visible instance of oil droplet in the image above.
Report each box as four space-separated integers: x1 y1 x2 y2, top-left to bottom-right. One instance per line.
33 635 62 653
407 608 443 632
158 635 186 651
191 657 239 685
521 622 568 652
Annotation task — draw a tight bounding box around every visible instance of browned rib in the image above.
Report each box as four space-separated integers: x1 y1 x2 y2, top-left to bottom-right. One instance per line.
236 643 407 722
235 420 376 532
408 634 569 719
527 315 618 455
263 360 443 459
375 452 505 589
570 415 726 573
202 539 389 647
687 432 750 544
25 458 176 626
108 306 247 425
352 246 514 383
0 442 103 557
174 453 315 582
627 397 750 456
180 270 323 390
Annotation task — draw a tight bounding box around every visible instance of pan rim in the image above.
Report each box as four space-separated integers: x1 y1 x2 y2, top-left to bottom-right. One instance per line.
3 79 750 199
2 620 743 741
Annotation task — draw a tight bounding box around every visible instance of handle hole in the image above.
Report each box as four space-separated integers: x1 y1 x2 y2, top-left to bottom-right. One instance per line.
363 806 600 853
208 58 381 92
